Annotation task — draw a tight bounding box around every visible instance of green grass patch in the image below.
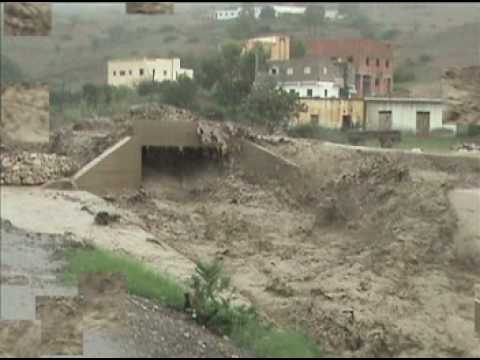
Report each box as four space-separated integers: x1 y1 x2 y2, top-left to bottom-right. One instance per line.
64 247 325 358
233 322 323 358
287 123 349 144
63 247 185 309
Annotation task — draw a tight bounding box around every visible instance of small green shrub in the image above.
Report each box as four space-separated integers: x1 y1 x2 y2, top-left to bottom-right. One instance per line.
287 123 349 143
467 124 480 137
419 54 433 63
164 35 178 43
394 65 416 83
189 260 257 335
186 36 200 44
158 24 176 33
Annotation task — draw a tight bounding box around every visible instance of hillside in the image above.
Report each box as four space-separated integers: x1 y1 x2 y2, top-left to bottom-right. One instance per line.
2 3 480 95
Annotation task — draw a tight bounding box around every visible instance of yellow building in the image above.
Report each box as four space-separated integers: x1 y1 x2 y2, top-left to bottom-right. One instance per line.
107 58 193 88
295 98 365 129
244 34 290 61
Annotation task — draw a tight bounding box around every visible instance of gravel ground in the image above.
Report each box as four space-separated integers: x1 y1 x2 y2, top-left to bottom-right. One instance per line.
0 219 248 358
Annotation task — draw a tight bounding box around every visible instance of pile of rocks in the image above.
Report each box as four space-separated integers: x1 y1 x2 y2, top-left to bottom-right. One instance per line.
453 143 480 153
4 3 51 36
0 152 77 185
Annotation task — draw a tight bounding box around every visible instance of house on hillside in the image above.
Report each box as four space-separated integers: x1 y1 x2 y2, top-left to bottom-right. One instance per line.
324 5 344 21
107 58 193 88
266 57 356 99
244 33 290 61
271 5 306 16
364 97 452 135
214 6 262 20
214 4 306 20
308 38 394 97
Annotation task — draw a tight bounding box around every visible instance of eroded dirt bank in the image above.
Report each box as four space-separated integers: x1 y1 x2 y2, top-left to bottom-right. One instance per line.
111 138 480 357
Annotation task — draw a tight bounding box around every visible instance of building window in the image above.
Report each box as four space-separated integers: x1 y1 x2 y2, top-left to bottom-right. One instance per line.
375 78 380 88
113 71 116 76
270 67 278 75
289 89 296 95
119 70 126 76
129 70 132 75
307 89 313 97
287 68 293 75
163 70 167 76
386 59 390 68
304 67 311 74
366 57 370 66
324 89 328 98
376 58 380 67
310 114 319 125
348 56 354 63
139 68 144 76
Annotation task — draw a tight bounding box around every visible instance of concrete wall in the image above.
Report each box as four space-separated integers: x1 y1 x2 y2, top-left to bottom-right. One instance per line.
133 120 202 147
365 100 446 133
295 98 364 128
237 140 303 188
73 136 141 195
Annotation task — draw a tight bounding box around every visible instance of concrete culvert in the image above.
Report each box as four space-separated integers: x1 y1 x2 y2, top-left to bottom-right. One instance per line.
142 146 225 180
141 146 226 202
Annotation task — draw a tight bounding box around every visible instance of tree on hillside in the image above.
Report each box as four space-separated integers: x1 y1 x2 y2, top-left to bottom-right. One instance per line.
338 3 360 18
290 38 306 58
89 35 101 50
194 42 268 109
161 75 198 109
107 25 125 42
1 55 24 82
227 8 257 40
196 55 223 91
304 4 325 37
240 76 304 133
260 5 276 20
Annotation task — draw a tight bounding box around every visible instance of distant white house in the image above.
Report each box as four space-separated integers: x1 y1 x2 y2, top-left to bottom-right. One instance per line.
215 6 262 20
325 7 345 21
107 58 193 88
266 57 356 99
271 5 306 16
214 5 306 21
364 97 451 135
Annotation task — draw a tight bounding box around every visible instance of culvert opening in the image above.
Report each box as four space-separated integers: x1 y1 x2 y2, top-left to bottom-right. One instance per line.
141 146 225 181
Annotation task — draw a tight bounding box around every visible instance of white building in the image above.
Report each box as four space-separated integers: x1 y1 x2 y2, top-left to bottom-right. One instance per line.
267 58 356 99
215 6 262 20
107 58 193 88
271 5 306 16
214 5 306 21
325 8 344 21
364 97 450 135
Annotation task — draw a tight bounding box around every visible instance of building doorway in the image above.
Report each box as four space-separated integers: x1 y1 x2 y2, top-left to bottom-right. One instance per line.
341 114 353 130
416 111 430 136
378 111 392 130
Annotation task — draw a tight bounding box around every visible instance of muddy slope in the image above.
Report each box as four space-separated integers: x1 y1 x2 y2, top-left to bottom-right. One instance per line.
113 138 480 357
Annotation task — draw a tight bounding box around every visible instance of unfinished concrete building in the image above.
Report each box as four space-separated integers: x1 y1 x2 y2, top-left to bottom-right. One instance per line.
308 38 394 97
